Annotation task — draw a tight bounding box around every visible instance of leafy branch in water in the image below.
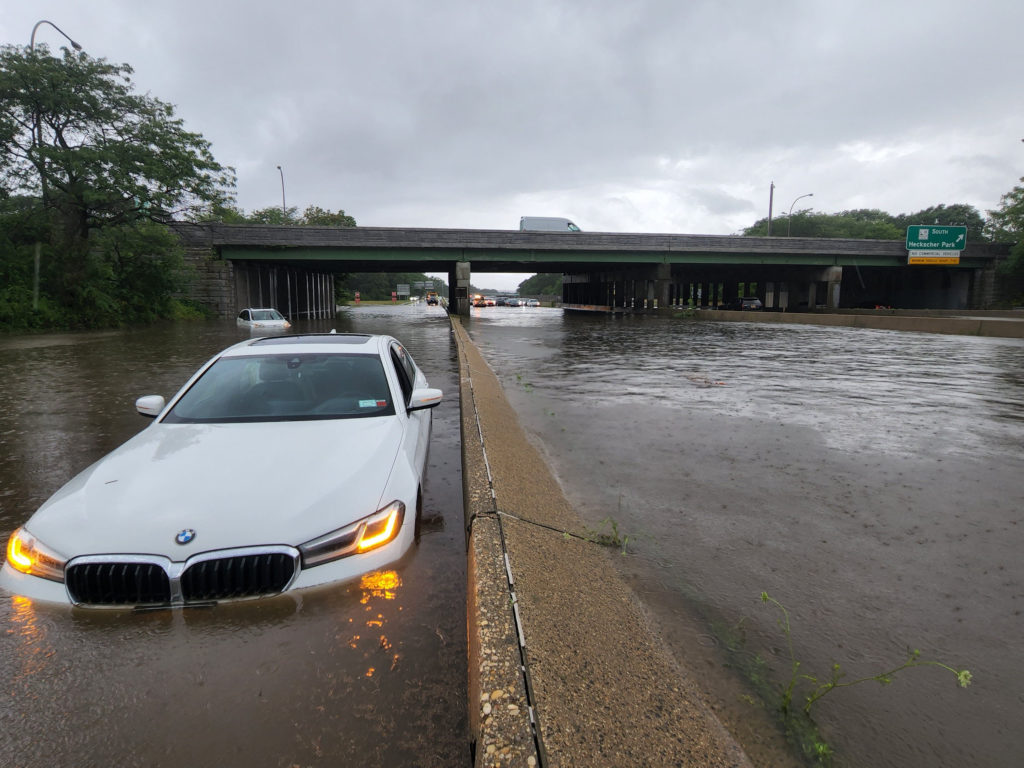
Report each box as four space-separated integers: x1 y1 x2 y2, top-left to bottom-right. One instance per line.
760 592 972 716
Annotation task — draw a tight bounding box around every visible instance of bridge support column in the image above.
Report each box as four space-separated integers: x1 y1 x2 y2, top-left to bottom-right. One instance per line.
655 264 672 314
806 281 817 310
454 261 471 316
824 266 842 309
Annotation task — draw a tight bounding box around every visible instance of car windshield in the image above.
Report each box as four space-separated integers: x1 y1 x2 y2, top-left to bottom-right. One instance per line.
162 353 396 423
251 309 284 321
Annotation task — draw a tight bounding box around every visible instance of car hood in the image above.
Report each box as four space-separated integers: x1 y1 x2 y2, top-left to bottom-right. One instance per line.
25 418 405 560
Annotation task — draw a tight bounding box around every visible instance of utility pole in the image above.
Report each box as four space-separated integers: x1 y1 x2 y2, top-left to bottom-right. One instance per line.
767 181 775 236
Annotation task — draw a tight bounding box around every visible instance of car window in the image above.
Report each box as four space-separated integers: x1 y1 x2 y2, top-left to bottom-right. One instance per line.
389 344 417 405
162 353 396 423
238 310 250 321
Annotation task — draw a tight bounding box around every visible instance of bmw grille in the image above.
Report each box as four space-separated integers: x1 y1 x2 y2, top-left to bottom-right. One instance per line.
65 546 299 607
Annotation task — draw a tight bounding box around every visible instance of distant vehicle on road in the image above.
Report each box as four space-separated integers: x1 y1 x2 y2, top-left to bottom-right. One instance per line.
484 296 496 307
472 294 487 307
237 308 291 330
723 297 763 311
506 298 524 307
526 299 541 307
425 292 439 306
519 216 581 232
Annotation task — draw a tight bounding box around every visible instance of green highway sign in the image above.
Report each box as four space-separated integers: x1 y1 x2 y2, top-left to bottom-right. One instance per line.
906 225 967 251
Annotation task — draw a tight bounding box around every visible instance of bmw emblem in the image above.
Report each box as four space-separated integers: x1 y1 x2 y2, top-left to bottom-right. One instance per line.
175 528 197 545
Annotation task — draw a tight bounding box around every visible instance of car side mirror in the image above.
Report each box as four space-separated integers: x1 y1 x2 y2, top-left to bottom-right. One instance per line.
135 395 166 419
408 387 443 412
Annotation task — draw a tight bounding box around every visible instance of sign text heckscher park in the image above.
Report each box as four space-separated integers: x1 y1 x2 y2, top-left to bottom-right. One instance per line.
906 225 967 264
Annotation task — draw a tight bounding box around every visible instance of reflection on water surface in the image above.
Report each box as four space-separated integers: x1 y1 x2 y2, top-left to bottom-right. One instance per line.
467 309 1024 768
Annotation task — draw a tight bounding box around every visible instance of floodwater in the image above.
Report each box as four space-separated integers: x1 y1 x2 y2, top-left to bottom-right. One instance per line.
464 307 1024 768
0 305 467 767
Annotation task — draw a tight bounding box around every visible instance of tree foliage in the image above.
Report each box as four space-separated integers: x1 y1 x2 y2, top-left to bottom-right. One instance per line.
209 204 357 228
741 204 988 243
517 273 563 295
892 204 987 242
0 43 235 329
0 44 234 238
986 178 1024 303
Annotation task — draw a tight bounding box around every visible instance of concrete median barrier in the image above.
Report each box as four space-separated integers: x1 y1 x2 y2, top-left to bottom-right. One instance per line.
453 317 752 768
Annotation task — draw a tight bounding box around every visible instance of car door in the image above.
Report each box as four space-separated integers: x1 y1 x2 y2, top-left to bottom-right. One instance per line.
389 342 431 475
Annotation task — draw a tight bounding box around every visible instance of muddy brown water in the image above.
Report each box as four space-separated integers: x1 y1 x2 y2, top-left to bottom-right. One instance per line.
465 308 1024 768
0 306 467 767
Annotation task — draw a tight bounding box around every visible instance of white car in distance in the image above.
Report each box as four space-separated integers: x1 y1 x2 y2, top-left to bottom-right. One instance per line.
237 307 291 330
2 333 442 608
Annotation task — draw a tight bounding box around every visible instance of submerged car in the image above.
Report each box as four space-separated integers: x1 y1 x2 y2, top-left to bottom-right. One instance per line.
237 307 291 329
723 297 763 311
1 333 442 609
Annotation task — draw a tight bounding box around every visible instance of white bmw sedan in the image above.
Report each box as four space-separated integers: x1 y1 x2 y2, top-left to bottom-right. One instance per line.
1 333 442 608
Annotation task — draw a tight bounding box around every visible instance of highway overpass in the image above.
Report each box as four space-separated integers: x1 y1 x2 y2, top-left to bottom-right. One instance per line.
171 223 1011 316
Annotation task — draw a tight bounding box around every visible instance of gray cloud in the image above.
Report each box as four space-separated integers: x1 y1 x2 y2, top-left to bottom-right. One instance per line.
6 1 1022 289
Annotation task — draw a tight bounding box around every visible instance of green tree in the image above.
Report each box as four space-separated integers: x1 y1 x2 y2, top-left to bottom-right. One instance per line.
742 204 985 242
894 204 988 244
742 209 902 239
0 43 234 325
986 178 1024 303
242 206 302 225
517 273 563 295
301 206 357 227
208 204 357 228
0 44 234 234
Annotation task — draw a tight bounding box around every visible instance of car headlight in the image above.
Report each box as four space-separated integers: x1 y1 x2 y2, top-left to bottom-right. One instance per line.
5 527 67 582
298 501 406 568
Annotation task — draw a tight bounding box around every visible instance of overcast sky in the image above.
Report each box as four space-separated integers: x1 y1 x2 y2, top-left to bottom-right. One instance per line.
6 1 1023 291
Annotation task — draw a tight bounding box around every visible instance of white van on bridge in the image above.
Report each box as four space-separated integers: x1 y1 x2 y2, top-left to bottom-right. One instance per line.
519 216 581 232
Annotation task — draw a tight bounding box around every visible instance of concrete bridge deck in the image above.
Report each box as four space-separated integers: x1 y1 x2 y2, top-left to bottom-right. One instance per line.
171 223 1012 317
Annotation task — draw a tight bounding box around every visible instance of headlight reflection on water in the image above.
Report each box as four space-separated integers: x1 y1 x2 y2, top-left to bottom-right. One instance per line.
359 570 402 603
8 595 55 679
353 570 403 679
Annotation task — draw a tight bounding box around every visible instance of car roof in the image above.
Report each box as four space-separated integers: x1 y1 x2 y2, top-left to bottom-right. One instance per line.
220 333 390 358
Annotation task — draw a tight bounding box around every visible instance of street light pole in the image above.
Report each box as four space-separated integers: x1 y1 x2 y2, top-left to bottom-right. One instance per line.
786 193 814 237
31 20 83 52
767 181 775 236
29 20 83 311
276 165 287 219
